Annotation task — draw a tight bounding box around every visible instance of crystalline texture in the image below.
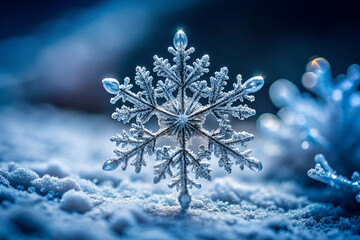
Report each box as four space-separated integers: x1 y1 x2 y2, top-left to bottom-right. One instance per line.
102 30 263 210
308 154 360 203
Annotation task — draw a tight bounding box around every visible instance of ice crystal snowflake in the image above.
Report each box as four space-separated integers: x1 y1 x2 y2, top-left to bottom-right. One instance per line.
258 58 360 181
308 154 360 203
102 30 264 210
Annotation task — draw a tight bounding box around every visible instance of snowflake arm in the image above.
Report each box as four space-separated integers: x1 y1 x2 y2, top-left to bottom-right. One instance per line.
308 154 360 203
103 125 173 173
194 127 262 173
209 67 229 104
103 77 176 124
135 66 157 106
213 105 256 121
189 75 264 119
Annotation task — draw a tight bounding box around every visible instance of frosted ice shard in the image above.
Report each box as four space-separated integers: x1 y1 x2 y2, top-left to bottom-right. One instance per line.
308 154 360 203
102 30 263 210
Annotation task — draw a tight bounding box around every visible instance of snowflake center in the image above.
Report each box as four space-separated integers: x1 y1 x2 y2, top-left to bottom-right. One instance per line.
176 115 188 126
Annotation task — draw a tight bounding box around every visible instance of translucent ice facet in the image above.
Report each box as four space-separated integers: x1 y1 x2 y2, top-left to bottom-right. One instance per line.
179 192 191 210
173 30 188 50
102 78 120 94
103 159 120 171
243 76 264 94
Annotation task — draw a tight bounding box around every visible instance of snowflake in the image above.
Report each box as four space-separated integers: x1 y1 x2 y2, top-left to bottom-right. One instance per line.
308 154 360 203
102 30 264 210
258 58 360 181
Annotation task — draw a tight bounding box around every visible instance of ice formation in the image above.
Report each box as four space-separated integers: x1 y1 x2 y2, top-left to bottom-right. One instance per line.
308 154 360 203
102 30 264 210
258 58 360 179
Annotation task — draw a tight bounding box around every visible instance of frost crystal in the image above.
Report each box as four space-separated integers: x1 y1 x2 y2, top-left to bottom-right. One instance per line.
258 58 360 180
102 30 263 210
308 154 360 203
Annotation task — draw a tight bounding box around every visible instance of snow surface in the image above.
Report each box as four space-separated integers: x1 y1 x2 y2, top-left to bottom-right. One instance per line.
0 105 359 240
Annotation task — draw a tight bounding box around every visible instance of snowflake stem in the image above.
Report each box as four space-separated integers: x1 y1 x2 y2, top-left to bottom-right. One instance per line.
179 129 191 210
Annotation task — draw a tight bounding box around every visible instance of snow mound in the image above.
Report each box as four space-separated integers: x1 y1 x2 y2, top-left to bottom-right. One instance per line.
31 175 81 197
60 189 93 213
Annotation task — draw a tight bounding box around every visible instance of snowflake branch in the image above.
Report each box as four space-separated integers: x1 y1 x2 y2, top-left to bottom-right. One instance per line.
184 54 210 86
111 121 156 147
196 127 243 159
120 88 177 118
213 105 256 121
189 76 264 119
153 55 181 86
308 154 360 203
221 131 254 147
110 130 143 147
185 149 200 166
193 127 262 172
155 79 176 102
154 148 181 183
186 149 212 181
188 88 244 119
103 126 174 172
185 80 211 115
135 66 157 106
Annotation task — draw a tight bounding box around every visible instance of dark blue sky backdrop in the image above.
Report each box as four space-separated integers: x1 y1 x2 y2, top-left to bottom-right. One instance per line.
0 0 359 114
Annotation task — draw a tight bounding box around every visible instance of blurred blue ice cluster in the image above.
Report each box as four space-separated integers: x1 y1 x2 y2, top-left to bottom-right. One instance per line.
258 58 360 180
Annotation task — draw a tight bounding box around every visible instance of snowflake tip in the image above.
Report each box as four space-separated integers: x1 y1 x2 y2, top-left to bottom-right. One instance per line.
102 78 120 94
179 192 191 210
173 30 188 50
250 160 263 172
314 154 333 172
103 159 119 171
243 76 264 94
